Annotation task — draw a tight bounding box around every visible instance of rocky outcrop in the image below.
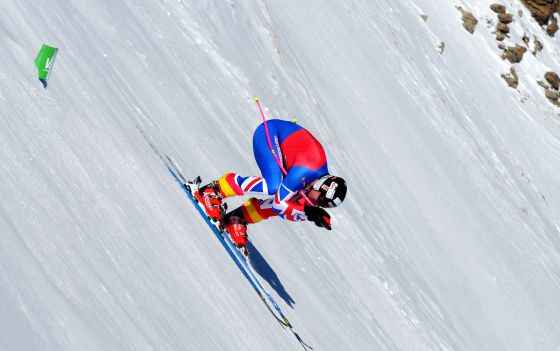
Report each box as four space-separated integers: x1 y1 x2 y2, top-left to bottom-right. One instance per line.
533 36 544 55
485 3 559 107
497 22 511 33
520 0 559 37
491 4 507 14
501 45 527 63
539 71 560 106
501 67 519 88
546 17 559 35
545 71 560 89
520 0 558 25
499 13 514 23
457 7 478 33
545 88 560 105
491 4 515 41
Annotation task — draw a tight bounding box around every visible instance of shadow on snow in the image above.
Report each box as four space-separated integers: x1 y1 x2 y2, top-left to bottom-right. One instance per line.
247 242 295 308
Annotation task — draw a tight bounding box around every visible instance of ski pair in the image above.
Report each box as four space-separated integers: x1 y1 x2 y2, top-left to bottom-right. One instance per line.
164 158 312 351
138 125 312 350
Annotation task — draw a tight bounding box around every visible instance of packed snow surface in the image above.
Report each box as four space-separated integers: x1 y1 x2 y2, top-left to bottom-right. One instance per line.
2 0 560 350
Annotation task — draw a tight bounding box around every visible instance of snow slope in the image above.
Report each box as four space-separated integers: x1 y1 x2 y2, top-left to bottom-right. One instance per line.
1 0 560 350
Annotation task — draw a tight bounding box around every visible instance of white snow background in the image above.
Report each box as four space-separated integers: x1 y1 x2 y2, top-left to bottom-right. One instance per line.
1 0 560 350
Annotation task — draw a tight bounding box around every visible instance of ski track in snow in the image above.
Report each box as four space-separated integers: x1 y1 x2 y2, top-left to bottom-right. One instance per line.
1 0 560 350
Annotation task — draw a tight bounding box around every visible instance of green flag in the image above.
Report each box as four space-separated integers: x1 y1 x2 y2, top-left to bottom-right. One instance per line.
34 44 58 88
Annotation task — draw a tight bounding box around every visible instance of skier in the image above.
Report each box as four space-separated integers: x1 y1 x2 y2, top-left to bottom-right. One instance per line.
195 119 347 248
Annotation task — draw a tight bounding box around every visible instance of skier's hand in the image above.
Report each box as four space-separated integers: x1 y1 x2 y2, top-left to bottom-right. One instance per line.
304 206 331 230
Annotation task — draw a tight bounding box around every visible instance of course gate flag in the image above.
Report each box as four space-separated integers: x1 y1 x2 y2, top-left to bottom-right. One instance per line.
34 44 58 88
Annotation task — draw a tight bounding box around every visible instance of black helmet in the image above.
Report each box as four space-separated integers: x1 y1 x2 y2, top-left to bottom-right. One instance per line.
310 175 347 208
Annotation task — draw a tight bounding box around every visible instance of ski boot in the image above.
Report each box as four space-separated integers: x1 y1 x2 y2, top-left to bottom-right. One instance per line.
224 215 248 249
195 181 225 222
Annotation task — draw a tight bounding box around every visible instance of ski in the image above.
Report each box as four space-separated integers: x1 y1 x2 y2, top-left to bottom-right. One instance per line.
162 154 313 351
136 124 312 349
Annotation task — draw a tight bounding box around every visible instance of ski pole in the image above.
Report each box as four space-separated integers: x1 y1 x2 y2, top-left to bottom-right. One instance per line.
254 97 287 175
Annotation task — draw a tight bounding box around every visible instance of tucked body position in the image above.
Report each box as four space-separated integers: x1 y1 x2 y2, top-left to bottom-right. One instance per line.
196 119 347 248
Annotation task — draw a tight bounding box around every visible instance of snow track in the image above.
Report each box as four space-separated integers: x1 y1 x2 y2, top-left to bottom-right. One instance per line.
1 1 560 350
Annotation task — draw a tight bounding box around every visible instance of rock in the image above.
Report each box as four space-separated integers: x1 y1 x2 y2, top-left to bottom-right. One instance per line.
546 21 559 36
420 14 429 22
502 45 527 63
497 22 510 33
437 42 445 54
498 13 514 24
457 7 478 34
498 43 507 50
490 4 507 14
496 32 507 41
519 0 559 25
545 88 560 104
501 67 519 88
545 88 558 99
545 71 560 89
522 34 530 45
532 37 544 55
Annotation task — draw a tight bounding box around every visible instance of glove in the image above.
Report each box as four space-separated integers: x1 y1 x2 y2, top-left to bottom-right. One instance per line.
304 205 332 230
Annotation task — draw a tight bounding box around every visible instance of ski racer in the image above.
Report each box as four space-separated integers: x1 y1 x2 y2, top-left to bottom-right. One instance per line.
195 119 347 248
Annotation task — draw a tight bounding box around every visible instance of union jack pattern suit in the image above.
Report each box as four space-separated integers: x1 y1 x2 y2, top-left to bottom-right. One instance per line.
218 119 329 224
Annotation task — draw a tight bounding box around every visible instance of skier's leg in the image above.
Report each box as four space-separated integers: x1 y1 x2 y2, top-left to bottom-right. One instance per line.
225 198 276 224
215 123 282 198
217 173 268 197
224 198 276 247
252 122 282 195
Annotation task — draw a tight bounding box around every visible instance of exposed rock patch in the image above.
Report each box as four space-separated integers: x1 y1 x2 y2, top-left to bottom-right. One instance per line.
520 0 559 25
538 72 560 106
546 18 559 35
501 45 527 63
456 3 558 107
533 36 544 55
491 4 507 14
545 88 560 105
457 7 478 33
545 71 560 89
498 13 514 24
497 22 511 33
501 67 519 88
490 4 515 41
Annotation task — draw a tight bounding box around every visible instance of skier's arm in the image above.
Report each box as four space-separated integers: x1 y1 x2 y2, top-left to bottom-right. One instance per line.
272 168 327 222
271 183 306 221
272 192 332 230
